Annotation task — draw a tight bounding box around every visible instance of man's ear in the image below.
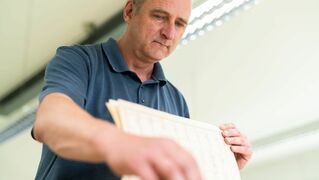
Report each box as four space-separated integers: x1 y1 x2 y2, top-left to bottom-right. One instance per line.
123 0 134 23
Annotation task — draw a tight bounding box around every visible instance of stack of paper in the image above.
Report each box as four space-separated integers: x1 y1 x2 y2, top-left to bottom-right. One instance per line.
106 99 241 180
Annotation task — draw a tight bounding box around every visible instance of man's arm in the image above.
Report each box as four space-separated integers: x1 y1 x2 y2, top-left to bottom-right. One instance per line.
33 92 115 162
33 92 202 180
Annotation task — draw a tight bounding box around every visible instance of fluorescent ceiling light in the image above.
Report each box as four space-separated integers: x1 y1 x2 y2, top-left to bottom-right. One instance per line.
181 0 260 45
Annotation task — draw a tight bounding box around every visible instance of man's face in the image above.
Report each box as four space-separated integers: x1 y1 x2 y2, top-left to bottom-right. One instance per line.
126 0 191 62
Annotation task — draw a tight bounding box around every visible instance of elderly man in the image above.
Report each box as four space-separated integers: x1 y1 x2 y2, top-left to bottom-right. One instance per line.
32 0 252 179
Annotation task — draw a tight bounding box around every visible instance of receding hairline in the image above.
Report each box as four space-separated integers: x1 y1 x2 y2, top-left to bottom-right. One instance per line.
132 0 192 13
132 0 192 21
132 0 146 14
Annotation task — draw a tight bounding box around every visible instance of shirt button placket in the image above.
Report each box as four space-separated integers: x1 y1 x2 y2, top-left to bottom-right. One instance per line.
140 85 145 104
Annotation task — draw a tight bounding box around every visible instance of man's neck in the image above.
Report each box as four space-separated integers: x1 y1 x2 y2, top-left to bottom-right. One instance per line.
117 38 155 82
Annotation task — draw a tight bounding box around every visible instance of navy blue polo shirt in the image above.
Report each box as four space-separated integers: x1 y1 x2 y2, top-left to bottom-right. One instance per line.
35 38 190 180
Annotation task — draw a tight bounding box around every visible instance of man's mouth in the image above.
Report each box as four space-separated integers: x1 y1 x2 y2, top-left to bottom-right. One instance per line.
154 41 170 48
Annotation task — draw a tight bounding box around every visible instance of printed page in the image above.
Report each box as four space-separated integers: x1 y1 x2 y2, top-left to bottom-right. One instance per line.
106 99 241 180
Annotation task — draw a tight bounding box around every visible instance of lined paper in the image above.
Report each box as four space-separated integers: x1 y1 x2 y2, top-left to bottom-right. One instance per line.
106 99 241 180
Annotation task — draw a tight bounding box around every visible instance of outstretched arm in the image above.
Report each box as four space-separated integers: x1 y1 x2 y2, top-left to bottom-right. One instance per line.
33 92 202 180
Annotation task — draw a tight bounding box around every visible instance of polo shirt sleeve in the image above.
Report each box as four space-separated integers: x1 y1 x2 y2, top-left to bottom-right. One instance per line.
182 97 190 119
39 46 90 106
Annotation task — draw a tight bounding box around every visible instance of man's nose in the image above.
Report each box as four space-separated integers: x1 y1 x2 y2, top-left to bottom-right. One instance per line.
161 22 176 40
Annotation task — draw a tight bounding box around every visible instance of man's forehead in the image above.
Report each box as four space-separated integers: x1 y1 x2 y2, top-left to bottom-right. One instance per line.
151 8 189 25
141 0 192 20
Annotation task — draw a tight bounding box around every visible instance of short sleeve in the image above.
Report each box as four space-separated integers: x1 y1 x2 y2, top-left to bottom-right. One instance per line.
39 46 90 107
182 96 190 118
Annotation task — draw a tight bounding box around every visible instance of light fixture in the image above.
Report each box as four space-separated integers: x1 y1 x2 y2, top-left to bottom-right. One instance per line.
181 0 261 45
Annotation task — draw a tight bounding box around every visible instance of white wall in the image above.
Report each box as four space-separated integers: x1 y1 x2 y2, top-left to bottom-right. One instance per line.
163 0 319 179
164 0 319 139
0 128 42 180
241 148 319 180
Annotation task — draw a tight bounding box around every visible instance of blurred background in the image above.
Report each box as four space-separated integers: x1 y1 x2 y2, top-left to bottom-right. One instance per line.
0 0 318 179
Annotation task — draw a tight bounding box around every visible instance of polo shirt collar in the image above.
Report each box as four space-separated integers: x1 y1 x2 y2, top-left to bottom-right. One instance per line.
102 38 130 73
152 63 167 86
102 38 167 86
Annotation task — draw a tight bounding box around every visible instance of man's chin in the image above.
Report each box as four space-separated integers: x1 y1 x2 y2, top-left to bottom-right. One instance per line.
147 50 169 61
152 53 169 61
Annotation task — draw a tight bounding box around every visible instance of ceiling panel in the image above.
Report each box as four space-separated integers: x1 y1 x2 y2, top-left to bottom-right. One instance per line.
0 0 31 100
25 0 126 83
0 0 125 99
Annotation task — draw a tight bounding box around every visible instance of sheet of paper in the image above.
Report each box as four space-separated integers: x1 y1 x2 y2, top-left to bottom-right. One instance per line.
106 99 241 180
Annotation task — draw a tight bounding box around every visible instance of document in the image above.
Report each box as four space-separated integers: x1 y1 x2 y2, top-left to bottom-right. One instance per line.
106 99 241 180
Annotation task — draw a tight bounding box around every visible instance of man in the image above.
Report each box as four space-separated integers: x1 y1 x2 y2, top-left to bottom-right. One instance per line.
32 0 252 179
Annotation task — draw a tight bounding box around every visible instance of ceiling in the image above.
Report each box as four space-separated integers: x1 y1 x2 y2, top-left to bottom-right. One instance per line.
0 0 126 100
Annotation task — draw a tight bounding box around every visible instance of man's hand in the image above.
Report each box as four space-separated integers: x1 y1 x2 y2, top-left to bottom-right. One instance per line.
219 123 252 170
94 129 202 180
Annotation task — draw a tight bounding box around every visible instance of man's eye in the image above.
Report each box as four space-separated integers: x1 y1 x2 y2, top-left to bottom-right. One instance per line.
153 14 164 20
175 22 185 28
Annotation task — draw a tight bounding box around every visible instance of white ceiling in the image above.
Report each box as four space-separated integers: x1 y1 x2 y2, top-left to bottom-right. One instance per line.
0 0 126 100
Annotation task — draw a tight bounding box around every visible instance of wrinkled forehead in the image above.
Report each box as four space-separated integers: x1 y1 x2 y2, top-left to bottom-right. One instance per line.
140 0 192 21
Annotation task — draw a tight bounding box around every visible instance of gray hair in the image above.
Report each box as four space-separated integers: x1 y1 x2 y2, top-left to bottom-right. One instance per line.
132 0 146 14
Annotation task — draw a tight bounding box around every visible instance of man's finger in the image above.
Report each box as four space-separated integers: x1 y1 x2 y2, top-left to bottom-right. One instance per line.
152 139 202 180
222 128 241 137
219 123 236 130
225 137 249 146
172 147 202 180
134 161 159 180
230 145 253 157
151 152 184 180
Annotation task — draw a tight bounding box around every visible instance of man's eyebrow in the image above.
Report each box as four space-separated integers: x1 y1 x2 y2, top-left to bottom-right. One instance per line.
151 8 189 25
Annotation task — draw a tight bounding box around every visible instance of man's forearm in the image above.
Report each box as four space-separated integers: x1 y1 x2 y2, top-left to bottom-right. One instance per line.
33 92 116 163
